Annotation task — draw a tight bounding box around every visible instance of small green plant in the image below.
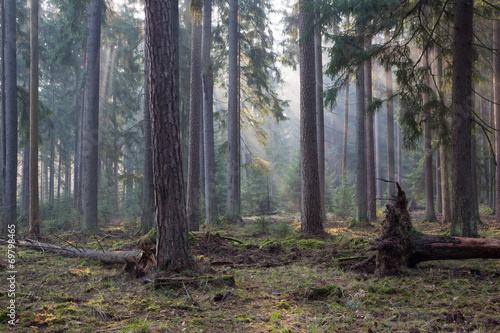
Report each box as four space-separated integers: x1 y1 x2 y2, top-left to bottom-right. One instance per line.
331 182 355 218
250 217 271 235
271 221 293 236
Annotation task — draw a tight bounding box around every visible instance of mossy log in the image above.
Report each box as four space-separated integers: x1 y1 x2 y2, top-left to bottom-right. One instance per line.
352 184 500 276
3 239 141 264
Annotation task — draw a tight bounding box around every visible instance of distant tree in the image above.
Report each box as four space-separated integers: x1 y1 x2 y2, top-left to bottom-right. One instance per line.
187 0 203 231
355 37 367 223
29 0 40 237
82 0 102 231
365 40 376 222
385 54 395 198
342 79 349 182
3 0 17 234
226 0 240 217
423 51 437 222
299 0 323 234
141 28 154 233
145 0 194 270
450 0 477 237
202 0 218 225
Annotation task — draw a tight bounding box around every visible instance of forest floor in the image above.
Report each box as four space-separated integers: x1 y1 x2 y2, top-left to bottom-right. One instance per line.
1 208 500 333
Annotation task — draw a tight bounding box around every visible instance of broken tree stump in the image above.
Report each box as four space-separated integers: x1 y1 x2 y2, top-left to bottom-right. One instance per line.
352 183 500 276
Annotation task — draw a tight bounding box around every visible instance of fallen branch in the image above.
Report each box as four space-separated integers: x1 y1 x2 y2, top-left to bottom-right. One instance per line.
3 239 140 264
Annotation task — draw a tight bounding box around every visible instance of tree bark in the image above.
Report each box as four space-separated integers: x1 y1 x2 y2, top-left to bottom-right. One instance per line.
187 0 203 231
365 41 376 221
342 80 349 182
82 0 102 231
314 2 326 221
0 0 5 224
21 147 29 219
451 0 477 236
226 0 240 217
299 0 324 234
423 51 437 222
146 0 194 271
385 38 396 198
355 37 367 222
3 0 17 234
202 0 217 225
141 25 154 233
494 19 500 222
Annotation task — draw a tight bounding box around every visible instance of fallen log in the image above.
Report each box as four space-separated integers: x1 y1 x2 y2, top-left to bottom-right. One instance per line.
3 239 141 264
352 184 500 276
153 275 235 289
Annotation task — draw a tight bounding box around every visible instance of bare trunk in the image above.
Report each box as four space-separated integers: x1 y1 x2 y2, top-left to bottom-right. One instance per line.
202 0 218 225
299 0 323 234
397 126 403 186
364 43 376 221
146 0 194 270
494 19 500 222
451 0 477 236
21 147 29 218
226 0 240 217
385 39 396 198
423 51 436 222
355 34 367 222
187 2 203 231
82 0 102 231
49 129 55 205
3 0 17 233
0 0 5 224
436 151 442 213
315 2 326 221
342 80 349 182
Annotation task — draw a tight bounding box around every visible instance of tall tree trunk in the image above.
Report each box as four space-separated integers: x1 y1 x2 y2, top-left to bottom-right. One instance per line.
0 0 5 217
73 71 80 208
145 0 194 271
202 0 217 225
397 126 403 186
375 112 383 200
49 128 55 205
299 0 323 234
226 0 240 217
451 0 477 236
436 150 442 213
494 19 500 222
21 147 29 219
57 147 62 201
314 1 326 221
141 32 154 233
355 36 367 223
386 62 396 198
423 51 437 222
342 80 349 182
365 42 376 221
82 0 102 231
187 0 203 231
3 0 17 234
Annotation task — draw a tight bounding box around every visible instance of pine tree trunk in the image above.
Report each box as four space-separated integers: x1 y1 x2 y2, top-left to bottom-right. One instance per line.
385 38 396 198
355 36 367 222
299 0 323 234
141 33 154 233
187 1 203 231
364 44 376 221
49 129 55 205
423 51 437 222
3 0 17 234
146 0 194 271
397 126 403 186
342 80 349 182
82 0 102 231
0 0 5 223
451 0 477 236
21 147 30 219
226 0 240 217
314 2 326 221
494 19 500 222
202 0 218 225
436 151 442 213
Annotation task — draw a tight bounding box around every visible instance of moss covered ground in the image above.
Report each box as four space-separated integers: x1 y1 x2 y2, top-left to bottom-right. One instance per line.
1 209 499 332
